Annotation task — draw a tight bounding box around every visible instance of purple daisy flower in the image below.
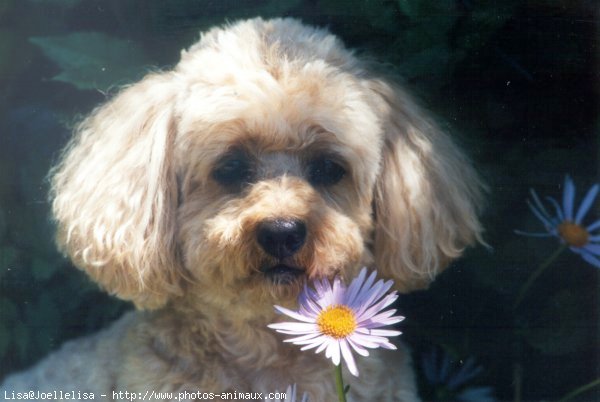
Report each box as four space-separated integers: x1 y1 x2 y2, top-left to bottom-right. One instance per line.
268 268 404 376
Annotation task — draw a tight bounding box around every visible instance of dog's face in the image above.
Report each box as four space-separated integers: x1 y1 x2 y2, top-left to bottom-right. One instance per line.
50 18 483 313
173 59 382 307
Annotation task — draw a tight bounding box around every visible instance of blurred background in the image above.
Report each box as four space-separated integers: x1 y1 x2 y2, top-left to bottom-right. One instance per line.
0 1 598 400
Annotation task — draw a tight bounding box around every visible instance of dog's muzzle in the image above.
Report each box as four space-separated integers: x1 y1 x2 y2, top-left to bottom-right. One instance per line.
257 218 307 284
256 218 306 259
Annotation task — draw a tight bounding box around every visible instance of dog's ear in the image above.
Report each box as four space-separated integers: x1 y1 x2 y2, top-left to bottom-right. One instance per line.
367 78 484 292
50 73 182 309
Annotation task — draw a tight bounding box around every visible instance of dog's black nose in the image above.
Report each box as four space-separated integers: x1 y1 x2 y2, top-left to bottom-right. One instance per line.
256 218 307 259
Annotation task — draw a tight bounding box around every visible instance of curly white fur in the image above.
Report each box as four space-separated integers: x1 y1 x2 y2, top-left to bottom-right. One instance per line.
1 18 483 401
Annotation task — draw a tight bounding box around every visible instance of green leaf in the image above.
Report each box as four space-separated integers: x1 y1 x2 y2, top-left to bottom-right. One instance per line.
451 2 517 54
366 1 402 33
0 321 8 357
318 0 373 17
29 32 149 91
28 0 82 7
0 29 18 79
30 257 58 281
25 294 61 354
0 298 17 357
396 0 457 22
149 0 302 38
396 0 416 18
318 0 400 33
0 208 6 243
0 246 18 279
13 322 30 360
397 45 453 81
254 0 302 17
0 297 18 322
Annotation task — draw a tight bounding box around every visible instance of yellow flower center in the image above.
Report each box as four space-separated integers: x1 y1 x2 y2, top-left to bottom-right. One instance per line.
316 305 357 339
557 221 589 247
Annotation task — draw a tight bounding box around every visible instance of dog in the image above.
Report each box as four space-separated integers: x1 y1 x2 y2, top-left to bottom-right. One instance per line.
1 18 483 401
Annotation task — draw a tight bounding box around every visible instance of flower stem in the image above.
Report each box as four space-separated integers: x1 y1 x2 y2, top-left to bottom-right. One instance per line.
512 362 522 402
334 364 347 402
557 377 600 402
513 244 567 309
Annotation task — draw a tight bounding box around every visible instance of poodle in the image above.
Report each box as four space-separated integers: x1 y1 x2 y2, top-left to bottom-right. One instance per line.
1 18 483 401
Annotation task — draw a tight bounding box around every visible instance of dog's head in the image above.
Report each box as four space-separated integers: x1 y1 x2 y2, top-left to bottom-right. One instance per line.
50 18 483 313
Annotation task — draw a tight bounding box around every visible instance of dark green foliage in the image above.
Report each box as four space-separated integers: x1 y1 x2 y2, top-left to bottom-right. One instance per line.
522 290 590 357
0 0 597 400
29 33 150 91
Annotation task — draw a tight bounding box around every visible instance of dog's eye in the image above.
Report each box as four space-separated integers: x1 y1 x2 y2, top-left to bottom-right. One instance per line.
212 157 252 188
307 157 346 186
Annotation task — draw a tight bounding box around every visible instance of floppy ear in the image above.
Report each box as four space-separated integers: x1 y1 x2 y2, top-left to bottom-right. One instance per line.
367 78 484 292
50 72 183 309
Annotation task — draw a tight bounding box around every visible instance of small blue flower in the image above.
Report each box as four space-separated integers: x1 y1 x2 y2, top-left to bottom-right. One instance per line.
457 386 496 402
421 349 495 402
517 175 600 268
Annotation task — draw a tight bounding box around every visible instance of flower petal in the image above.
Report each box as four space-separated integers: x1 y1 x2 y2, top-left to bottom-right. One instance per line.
447 358 483 390
356 293 398 323
298 337 328 351
421 350 439 384
526 199 555 230
287 335 326 346
326 340 341 366
580 250 600 268
365 328 402 337
331 276 346 305
345 267 367 306
283 332 323 343
347 337 370 357
545 195 565 222
315 339 329 354
340 339 359 377
354 280 393 315
351 269 377 305
582 244 600 255
563 175 576 221
529 189 554 223
351 331 395 349
348 333 382 349
575 183 599 224
274 305 315 323
313 278 333 308
269 322 319 335
439 354 452 382
378 340 397 350
363 309 405 328
586 219 600 232
298 286 321 316
457 386 495 402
